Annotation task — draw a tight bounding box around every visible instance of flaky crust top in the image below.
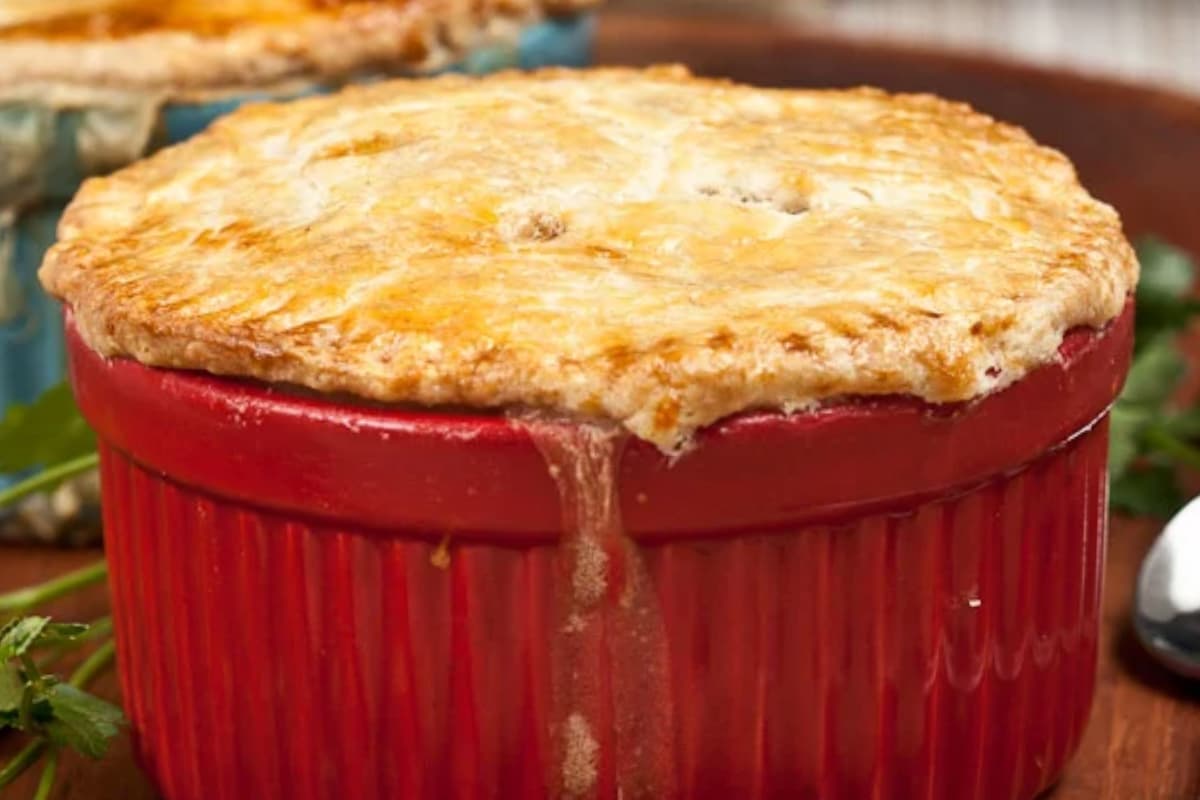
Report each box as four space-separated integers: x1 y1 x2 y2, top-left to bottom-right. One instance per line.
41 66 1137 450
0 0 597 95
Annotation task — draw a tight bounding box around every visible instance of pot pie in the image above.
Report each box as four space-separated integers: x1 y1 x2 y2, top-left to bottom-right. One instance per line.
0 1 596 215
40 66 1138 452
0 0 598 97
53 66 1136 800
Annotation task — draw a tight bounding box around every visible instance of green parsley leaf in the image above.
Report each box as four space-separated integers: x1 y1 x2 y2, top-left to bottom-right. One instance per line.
0 662 22 716
0 382 95 474
1109 404 1153 481
1120 333 1185 408
1110 236 1200 517
1133 237 1200 350
0 618 84 662
1111 464 1186 519
0 683 55 734
42 683 124 759
1137 236 1195 304
1160 407 1200 440
0 617 51 660
32 623 89 647
0 617 124 794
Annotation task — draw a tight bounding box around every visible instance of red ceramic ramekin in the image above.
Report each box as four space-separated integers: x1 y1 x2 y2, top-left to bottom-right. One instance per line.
68 302 1132 800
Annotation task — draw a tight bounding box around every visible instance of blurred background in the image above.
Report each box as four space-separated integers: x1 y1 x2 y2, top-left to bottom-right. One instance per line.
611 0 1200 95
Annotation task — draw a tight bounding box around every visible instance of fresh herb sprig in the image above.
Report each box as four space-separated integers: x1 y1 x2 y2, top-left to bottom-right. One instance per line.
1110 237 1200 517
0 386 118 795
0 558 119 795
0 615 124 793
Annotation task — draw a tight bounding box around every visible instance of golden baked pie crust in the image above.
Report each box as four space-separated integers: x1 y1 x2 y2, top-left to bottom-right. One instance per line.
41 66 1138 450
0 0 598 96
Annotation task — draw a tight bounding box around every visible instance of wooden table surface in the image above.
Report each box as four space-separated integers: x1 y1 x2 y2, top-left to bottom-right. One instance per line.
3 10 1200 800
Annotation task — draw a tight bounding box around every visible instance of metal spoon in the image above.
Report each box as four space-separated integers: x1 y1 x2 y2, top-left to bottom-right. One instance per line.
1134 495 1200 679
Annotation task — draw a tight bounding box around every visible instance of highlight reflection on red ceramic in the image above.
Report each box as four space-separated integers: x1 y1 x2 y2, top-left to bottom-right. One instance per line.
69 303 1132 800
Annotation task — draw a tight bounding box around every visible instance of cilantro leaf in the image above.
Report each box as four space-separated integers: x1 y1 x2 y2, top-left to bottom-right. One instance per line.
0 382 95 474
42 683 124 759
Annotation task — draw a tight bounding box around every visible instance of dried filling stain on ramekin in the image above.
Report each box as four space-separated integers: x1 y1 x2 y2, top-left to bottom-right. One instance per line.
512 412 675 798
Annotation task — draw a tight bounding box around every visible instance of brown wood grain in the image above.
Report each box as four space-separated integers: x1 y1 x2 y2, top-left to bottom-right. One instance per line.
3 10 1200 799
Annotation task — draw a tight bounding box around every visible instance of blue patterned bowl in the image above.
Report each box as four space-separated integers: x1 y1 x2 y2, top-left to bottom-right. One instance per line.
0 15 593 492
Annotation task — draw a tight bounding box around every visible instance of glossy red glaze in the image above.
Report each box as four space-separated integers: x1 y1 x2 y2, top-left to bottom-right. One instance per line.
70 305 1132 541
70 303 1132 800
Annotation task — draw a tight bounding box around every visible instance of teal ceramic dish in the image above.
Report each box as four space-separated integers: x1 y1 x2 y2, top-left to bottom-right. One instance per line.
0 14 593 494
